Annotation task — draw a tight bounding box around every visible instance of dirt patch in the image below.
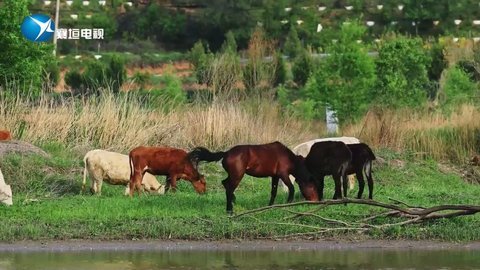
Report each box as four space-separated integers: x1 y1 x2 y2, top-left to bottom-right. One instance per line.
0 141 50 158
438 162 480 184
0 239 479 252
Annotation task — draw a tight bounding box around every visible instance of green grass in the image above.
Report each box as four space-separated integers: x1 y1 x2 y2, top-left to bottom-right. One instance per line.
0 144 479 242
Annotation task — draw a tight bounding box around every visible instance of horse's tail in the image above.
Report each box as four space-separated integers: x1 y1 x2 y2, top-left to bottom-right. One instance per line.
189 147 226 167
363 143 376 160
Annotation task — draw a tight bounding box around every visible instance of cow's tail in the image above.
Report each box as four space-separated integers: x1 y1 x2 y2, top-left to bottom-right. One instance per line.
82 154 89 194
188 147 226 168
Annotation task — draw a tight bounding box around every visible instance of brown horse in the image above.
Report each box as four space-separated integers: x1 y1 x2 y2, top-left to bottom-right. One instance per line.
190 141 318 214
128 146 206 196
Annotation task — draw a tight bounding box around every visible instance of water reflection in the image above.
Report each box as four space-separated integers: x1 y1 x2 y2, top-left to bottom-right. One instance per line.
0 249 479 270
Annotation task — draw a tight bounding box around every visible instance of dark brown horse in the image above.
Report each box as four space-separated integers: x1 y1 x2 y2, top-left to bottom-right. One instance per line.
128 146 206 196
191 141 318 214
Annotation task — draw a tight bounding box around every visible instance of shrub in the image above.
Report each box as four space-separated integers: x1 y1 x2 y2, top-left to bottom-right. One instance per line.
292 49 313 87
189 41 214 84
82 61 107 93
284 26 302 59
132 71 151 90
242 27 276 92
0 0 55 96
374 36 431 108
305 22 376 124
221 31 238 52
64 69 84 93
105 55 127 93
43 60 60 89
273 52 287 86
441 66 478 109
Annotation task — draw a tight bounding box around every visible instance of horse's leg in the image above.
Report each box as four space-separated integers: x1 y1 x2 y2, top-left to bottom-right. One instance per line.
365 161 374 200
269 176 280 206
315 176 325 201
279 174 295 203
342 172 348 198
332 173 343 200
222 172 243 215
356 169 365 199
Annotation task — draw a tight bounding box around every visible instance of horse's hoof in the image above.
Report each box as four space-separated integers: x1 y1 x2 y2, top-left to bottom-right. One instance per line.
226 210 234 216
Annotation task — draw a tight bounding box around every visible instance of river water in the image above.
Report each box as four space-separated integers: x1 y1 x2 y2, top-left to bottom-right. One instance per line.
0 248 479 270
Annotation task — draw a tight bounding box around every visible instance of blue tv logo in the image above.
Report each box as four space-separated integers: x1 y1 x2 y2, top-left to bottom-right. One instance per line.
21 14 55 42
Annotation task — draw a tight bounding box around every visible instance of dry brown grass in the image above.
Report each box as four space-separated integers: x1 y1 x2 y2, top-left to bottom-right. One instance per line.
344 105 480 163
0 93 317 153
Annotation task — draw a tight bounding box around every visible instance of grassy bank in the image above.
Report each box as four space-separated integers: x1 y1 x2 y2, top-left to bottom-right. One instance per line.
0 143 479 242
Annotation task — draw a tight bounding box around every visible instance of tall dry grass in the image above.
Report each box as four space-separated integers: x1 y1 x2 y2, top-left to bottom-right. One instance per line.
0 93 317 154
345 105 480 163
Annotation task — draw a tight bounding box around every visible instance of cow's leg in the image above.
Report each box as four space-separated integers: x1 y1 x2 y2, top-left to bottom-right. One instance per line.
97 179 103 195
165 176 171 193
129 168 143 197
269 176 280 206
169 175 178 193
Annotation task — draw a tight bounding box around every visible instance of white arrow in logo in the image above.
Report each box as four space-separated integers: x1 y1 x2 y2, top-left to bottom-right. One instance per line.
29 16 54 41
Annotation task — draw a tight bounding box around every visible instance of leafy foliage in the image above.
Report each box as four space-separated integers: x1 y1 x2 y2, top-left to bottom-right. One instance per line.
305 22 376 123
0 0 55 96
283 26 303 59
441 66 478 109
292 49 313 87
373 36 431 109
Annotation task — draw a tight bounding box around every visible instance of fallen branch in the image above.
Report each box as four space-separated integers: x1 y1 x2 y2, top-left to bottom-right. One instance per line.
230 198 480 238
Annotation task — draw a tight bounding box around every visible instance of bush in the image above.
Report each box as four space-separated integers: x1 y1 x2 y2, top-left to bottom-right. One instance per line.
132 71 151 90
305 22 376 123
273 52 287 86
82 61 107 93
292 50 313 87
242 27 276 92
43 60 60 89
106 55 127 93
189 41 214 85
162 71 187 106
64 69 84 93
0 0 55 96
284 26 302 59
441 66 478 109
374 36 431 108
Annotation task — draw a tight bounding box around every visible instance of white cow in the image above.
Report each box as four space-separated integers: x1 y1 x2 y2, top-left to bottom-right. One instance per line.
281 137 361 192
83 149 165 195
0 167 13 206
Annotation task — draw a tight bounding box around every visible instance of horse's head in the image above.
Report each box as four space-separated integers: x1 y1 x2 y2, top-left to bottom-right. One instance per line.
191 174 207 194
292 155 319 201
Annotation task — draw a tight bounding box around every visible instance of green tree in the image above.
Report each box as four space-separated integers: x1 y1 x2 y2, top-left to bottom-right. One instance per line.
373 36 431 108
284 26 302 59
306 22 376 123
189 41 214 84
0 0 54 96
221 31 238 52
292 49 313 87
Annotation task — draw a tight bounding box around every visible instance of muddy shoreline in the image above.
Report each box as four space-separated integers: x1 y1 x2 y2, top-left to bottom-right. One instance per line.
1 239 479 252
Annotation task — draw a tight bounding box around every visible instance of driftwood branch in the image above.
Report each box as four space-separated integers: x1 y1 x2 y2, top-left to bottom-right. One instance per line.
230 198 480 239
